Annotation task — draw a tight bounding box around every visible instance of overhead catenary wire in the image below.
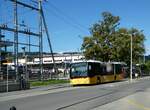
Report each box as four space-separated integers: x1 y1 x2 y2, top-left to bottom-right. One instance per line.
47 1 87 30
2 0 88 35
0 1 11 24
44 7 86 34
1 6 36 25
44 1 88 34
1 0 39 28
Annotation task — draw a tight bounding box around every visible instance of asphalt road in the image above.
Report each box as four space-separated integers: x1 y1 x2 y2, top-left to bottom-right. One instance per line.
0 78 150 110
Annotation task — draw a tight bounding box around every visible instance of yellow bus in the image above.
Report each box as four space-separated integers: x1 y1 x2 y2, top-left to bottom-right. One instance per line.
70 60 126 85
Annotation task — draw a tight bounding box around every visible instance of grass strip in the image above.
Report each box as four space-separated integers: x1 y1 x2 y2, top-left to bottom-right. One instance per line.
30 79 69 87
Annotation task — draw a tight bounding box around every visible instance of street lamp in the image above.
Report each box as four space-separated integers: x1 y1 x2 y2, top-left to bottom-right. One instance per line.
121 30 144 82
120 33 133 82
130 34 133 82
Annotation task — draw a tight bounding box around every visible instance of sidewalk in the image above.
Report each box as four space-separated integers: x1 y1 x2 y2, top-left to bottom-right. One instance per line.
92 76 150 110
1 76 150 98
0 83 70 98
0 76 150 102
93 88 150 110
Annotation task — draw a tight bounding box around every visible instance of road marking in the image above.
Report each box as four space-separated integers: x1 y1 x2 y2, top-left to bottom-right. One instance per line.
126 99 150 110
104 84 115 87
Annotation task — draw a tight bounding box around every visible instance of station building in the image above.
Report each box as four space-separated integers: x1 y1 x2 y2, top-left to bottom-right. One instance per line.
18 52 85 79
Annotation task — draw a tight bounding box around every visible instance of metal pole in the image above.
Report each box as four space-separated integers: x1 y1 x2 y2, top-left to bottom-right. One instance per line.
22 47 28 81
38 0 43 80
41 7 57 76
28 31 31 80
14 0 19 82
143 54 145 64
25 55 28 80
0 29 1 76
28 30 31 53
7 65 9 92
130 34 133 82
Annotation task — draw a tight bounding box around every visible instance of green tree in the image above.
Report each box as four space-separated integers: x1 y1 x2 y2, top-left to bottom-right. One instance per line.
81 12 145 65
143 61 150 75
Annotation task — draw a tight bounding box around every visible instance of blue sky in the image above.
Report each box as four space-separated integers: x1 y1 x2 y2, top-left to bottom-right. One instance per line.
1 0 150 55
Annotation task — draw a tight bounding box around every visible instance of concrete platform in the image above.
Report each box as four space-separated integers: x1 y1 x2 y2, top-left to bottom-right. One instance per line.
93 88 150 110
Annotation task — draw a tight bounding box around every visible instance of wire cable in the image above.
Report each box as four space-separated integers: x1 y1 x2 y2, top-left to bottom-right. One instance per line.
47 1 87 30
44 6 87 34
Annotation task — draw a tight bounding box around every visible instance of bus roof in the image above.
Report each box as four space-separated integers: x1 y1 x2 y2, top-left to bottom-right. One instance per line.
106 62 126 65
72 60 103 64
72 60 126 65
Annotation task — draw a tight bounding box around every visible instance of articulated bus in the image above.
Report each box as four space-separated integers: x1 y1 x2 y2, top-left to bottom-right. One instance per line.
70 60 126 85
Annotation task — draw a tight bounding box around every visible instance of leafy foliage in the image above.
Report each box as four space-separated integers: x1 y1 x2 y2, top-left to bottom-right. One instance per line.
82 12 145 65
144 61 150 73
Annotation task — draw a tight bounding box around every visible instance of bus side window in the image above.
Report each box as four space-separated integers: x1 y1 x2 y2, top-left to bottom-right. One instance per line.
94 63 99 75
88 65 91 70
101 65 106 75
89 63 94 76
106 64 113 74
116 64 122 74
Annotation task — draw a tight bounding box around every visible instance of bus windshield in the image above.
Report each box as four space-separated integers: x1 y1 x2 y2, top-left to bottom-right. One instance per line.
71 62 88 78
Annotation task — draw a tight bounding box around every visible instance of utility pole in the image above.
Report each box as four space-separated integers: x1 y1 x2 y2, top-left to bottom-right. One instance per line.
7 64 9 92
28 29 31 53
0 29 2 76
130 34 133 82
8 0 43 81
22 47 28 81
38 0 43 80
41 7 57 76
7 0 56 81
14 0 19 81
